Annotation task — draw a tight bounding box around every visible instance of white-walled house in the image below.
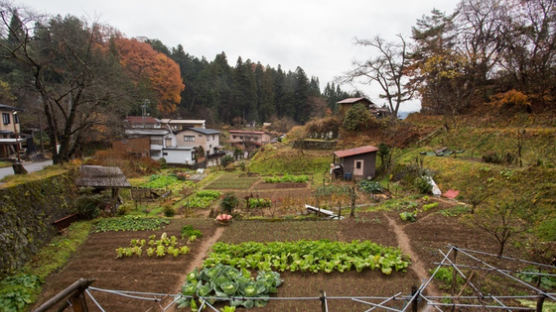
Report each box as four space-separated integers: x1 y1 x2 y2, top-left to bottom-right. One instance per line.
124 128 194 165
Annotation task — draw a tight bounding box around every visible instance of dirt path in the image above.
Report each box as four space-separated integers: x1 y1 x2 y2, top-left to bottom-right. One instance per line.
383 213 439 311
167 226 225 310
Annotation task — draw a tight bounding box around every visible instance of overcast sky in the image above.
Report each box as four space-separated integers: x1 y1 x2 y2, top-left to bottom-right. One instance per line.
19 0 459 112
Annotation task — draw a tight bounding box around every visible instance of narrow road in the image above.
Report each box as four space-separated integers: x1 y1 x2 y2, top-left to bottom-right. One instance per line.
383 213 439 312
0 160 53 180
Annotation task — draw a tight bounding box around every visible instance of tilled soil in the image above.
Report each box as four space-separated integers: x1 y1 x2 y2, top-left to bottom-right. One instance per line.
32 219 217 312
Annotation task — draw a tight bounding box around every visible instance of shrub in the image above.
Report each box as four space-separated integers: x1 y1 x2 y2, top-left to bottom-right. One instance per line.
414 176 432 194
482 151 503 164
221 155 234 167
163 206 175 217
75 194 104 219
343 103 371 131
158 157 167 169
220 193 238 214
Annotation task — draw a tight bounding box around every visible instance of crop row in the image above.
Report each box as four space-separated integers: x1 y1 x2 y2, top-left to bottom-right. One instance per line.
115 233 192 258
263 174 308 183
204 240 410 275
183 191 221 209
94 216 170 232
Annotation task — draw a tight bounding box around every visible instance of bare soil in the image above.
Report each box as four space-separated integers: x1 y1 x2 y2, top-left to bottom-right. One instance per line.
32 219 217 312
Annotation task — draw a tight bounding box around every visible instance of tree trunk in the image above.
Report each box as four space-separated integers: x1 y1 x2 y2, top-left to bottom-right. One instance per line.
498 240 506 257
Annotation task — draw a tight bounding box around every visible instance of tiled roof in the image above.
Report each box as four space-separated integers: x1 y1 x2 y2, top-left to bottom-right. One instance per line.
334 145 378 158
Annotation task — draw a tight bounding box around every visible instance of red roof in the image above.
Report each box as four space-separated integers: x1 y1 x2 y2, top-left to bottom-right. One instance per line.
229 130 265 135
126 116 159 124
334 145 378 158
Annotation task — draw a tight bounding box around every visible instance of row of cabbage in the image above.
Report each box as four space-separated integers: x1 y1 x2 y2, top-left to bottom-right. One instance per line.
179 264 282 309
204 240 410 275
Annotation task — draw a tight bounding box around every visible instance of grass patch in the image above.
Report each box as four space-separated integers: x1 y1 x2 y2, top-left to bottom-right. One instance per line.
438 205 469 217
205 173 258 190
0 161 11 168
0 221 92 311
0 165 70 189
249 146 331 175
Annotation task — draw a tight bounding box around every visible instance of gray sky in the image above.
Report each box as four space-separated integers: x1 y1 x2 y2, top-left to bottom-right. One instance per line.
19 0 459 112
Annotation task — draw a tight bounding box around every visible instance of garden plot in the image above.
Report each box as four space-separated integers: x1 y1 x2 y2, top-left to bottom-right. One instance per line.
205 217 418 311
32 219 217 312
204 173 260 190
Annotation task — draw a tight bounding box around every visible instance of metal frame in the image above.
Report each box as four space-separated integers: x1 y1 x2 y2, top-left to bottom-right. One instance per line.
35 246 556 312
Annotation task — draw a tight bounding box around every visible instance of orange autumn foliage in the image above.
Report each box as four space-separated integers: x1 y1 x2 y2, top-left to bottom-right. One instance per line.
114 38 184 114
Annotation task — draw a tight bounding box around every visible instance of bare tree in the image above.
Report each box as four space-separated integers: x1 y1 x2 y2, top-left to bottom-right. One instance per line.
469 199 533 257
0 4 134 164
341 35 414 119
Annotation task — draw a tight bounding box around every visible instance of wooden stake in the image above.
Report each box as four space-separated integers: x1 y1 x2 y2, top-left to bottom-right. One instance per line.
410 285 418 312
537 295 546 312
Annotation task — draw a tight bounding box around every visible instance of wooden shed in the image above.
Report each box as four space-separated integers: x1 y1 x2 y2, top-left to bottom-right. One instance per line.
75 165 131 214
333 145 378 180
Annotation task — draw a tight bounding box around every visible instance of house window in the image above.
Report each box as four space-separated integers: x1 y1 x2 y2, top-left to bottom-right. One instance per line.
14 114 19 124
356 161 362 169
2 113 10 125
232 135 237 139
184 136 195 142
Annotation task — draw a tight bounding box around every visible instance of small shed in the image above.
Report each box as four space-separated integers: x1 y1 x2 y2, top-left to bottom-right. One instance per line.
333 145 378 180
337 97 375 115
75 165 131 213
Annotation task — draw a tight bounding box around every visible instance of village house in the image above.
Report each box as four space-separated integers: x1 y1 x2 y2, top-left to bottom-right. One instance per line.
332 145 378 180
337 97 390 118
124 116 161 129
0 104 24 159
123 117 221 165
159 119 206 131
229 130 270 147
175 127 221 156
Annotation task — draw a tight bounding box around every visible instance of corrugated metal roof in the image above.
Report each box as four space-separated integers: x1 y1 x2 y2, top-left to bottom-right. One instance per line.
334 145 378 158
126 116 159 124
0 104 23 112
187 128 220 135
229 129 265 135
336 97 371 104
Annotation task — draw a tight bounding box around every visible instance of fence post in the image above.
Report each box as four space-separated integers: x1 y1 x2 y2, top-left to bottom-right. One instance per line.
411 285 418 312
451 248 458 312
320 290 328 312
537 295 546 312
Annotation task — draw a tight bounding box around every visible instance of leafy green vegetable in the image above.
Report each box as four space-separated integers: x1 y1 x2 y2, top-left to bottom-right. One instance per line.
177 264 282 309
115 233 190 258
399 211 417 222
181 225 202 240
203 240 409 275
141 174 180 188
183 191 221 209
94 216 170 232
263 174 308 183
248 198 272 209
0 274 41 312
358 180 383 194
